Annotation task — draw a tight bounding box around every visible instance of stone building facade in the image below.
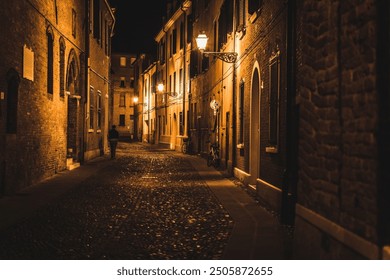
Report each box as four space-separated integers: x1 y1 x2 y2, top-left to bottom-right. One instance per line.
155 0 192 150
111 53 137 139
147 0 390 259
232 0 294 220
85 0 115 161
0 0 114 194
132 54 155 142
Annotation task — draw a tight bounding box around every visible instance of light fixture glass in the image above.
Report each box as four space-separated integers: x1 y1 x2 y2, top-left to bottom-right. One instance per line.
133 96 138 103
157 83 164 93
195 33 208 51
194 32 237 63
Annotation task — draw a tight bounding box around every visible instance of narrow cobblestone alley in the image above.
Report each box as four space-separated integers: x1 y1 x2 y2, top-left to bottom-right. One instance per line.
0 142 291 260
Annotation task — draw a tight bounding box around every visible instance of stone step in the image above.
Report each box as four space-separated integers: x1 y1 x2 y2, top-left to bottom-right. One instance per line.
66 158 80 171
67 162 80 171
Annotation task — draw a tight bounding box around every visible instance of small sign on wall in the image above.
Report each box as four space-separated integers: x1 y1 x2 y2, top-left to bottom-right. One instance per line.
23 44 34 81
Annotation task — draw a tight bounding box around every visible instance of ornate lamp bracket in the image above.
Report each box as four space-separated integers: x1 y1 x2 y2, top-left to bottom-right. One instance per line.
204 52 238 63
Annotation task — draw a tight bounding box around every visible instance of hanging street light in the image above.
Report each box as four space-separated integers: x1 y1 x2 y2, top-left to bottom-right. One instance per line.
195 32 238 63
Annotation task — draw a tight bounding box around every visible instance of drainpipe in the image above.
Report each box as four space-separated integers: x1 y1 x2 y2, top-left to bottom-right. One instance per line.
148 73 151 143
377 0 390 255
232 0 238 173
181 4 188 139
81 0 90 165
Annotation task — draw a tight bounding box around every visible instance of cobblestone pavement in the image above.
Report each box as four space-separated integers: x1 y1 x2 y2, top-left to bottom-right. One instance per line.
0 142 233 259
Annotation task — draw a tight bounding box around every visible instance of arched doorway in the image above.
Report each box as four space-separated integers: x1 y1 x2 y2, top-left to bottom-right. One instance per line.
66 50 80 162
249 67 261 184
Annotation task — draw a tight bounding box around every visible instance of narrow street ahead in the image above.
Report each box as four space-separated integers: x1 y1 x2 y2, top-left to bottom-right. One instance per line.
0 142 292 260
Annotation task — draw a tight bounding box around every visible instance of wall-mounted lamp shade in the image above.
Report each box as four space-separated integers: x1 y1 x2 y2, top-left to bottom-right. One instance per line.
195 33 208 51
157 83 164 93
133 97 139 103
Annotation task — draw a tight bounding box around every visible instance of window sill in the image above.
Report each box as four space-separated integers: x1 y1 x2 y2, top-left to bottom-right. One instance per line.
266 146 278 154
236 26 246 40
249 8 263 24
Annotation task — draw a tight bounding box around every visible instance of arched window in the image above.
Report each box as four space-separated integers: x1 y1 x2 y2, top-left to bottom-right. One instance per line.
59 37 66 98
6 69 20 134
66 50 79 95
47 26 54 94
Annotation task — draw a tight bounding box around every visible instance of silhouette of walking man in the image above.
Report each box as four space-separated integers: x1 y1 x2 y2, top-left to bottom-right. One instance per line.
108 125 119 159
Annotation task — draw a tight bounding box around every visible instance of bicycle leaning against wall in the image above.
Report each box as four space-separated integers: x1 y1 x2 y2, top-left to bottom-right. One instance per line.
181 137 191 154
207 142 220 167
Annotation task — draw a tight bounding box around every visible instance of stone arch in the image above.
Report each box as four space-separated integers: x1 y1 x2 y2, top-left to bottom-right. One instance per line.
66 49 79 94
66 49 81 162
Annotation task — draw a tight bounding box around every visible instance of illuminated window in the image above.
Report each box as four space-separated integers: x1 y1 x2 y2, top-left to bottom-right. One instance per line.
120 57 126 67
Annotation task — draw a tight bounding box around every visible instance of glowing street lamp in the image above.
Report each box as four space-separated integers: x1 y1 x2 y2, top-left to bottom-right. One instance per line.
157 83 164 93
156 82 177 97
195 32 238 63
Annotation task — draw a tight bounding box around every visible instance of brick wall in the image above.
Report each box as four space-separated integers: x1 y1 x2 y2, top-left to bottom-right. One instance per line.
234 0 288 199
0 0 85 193
295 0 379 258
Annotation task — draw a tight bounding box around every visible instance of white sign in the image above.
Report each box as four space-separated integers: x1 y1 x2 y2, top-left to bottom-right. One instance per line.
210 99 220 110
23 45 34 81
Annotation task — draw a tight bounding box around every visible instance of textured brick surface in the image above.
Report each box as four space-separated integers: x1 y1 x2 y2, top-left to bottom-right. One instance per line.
0 0 112 194
0 0 85 193
295 0 379 254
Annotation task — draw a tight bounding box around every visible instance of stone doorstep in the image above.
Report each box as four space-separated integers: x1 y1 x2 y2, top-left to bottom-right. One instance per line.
66 158 81 171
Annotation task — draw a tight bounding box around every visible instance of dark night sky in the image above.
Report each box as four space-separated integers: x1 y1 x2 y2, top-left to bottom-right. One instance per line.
108 0 167 54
